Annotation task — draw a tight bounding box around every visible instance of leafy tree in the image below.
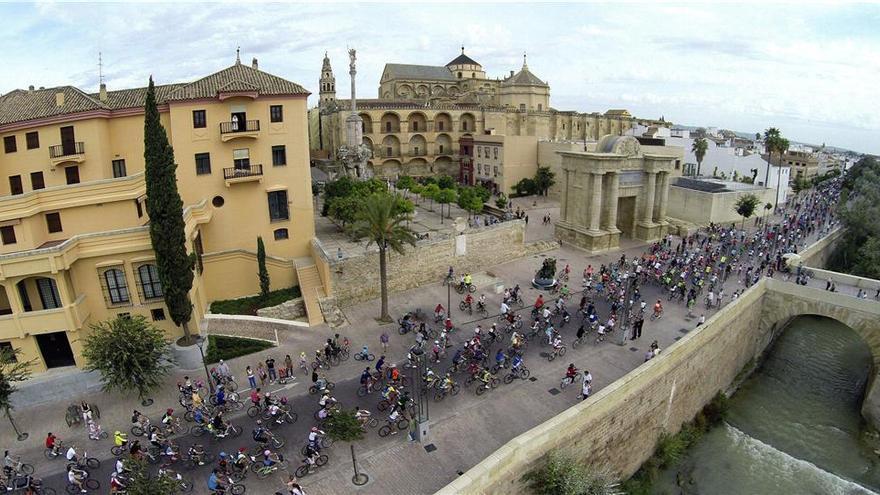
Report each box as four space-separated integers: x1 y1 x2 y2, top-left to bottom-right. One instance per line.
257 236 270 299
0 347 35 440
734 193 760 229
422 183 440 211
321 176 357 216
830 156 880 279
119 459 184 494
144 78 195 343
764 202 773 214
396 175 416 196
495 192 509 209
437 175 456 190
435 188 457 223
323 408 365 442
81 315 173 404
473 185 491 203
534 166 555 195
522 451 620 495
349 193 417 321
691 137 708 176
328 196 362 227
410 184 423 203
515 178 537 196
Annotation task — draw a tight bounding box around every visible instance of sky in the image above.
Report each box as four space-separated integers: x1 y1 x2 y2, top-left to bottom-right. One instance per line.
2 2 879 154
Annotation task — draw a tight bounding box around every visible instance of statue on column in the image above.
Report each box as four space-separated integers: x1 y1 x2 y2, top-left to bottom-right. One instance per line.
337 47 373 179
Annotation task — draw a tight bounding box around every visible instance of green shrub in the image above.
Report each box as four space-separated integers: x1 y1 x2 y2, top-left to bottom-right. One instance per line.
523 451 620 495
654 432 686 469
702 391 729 425
209 286 301 315
203 335 274 364
324 408 365 442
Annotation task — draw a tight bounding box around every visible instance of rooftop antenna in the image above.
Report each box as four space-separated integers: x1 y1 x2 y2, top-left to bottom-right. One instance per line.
235 46 241 64
98 51 104 86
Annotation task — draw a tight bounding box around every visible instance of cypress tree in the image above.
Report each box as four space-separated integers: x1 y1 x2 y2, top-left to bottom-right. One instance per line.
143 77 195 343
257 236 270 299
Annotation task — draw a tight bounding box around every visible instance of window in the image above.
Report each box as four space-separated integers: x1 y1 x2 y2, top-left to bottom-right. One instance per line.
457 72 462 78
471 72 475 78
385 122 391 133
195 153 211 175
151 308 166 321
439 144 444 154
413 146 420 156
138 264 163 299
438 121 444 131
267 190 289 221
26 131 39 149
493 166 498 177
494 148 498 159
8 175 23 195
30 171 45 190
270 105 283 123
112 159 127 178
3 136 16 153
64 166 80 185
519 104 526 111
538 104 543 111
0 342 15 361
462 121 468 131
386 147 392 157
412 121 419 132
212 196 225 207
272 145 287 166
477 146 481 156
192 110 207 128
36 278 61 309
45 212 62 233
0 226 15 245
103 268 130 304
135 199 143 218
274 228 289 240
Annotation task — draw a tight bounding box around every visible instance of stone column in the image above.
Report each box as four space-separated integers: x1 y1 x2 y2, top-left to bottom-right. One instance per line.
657 172 669 222
603 172 619 231
642 171 656 223
589 172 604 231
560 169 569 222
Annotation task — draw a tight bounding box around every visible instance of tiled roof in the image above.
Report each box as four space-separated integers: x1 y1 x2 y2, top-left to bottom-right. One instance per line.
0 86 103 125
382 64 457 82
0 63 308 126
502 67 547 87
446 53 480 67
165 63 308 100
91 83 186 110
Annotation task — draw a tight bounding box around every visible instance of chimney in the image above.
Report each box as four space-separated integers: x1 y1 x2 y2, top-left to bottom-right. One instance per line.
251 58 258 70
28 85 35 92
99 83 107 102
509 70 514 77
39 86 45 90
55 91 65 107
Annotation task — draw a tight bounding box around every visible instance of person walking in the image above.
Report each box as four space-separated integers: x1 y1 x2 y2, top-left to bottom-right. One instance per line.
257 362 268 387
581 372 592 401
380 332 389 354
284 354 294 378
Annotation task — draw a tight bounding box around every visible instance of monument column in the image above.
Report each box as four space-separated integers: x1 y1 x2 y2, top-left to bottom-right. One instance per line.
602 172 619 231
589 172 604 231
657 172 669 222
642 171 656 224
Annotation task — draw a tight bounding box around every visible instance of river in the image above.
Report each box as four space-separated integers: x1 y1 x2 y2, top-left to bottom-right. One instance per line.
652 315 880 495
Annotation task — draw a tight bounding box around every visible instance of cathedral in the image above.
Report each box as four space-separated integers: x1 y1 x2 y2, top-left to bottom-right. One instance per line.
308 48 667 181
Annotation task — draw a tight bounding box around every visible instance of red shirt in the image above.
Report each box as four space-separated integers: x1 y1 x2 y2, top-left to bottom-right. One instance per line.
46 435 56 449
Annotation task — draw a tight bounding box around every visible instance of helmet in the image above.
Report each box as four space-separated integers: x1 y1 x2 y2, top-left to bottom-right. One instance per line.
166 408 173 414
256 420 262 425
219 452 227 459
569 363 575 368
265 392 271 397
311 427 318 432
390 363 397 368
238 447 247 453
263 450 271 456
434 340 439 344
280 397 288 405
114 431 121 435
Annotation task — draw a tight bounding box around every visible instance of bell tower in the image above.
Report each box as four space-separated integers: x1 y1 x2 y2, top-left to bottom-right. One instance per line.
319 51 336 107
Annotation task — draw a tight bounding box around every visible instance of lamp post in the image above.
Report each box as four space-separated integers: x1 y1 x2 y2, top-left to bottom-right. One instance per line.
617 277 637 346
196 337 215 395
410 347 429 442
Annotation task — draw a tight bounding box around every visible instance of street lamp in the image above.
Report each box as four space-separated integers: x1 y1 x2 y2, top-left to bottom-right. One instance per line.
410 348 429 442
196 337 215 395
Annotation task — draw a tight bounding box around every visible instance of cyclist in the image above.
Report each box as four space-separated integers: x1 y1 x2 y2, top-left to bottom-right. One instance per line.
67 465 88 493
250 388 262 408
207 468 227 494
576 323 587 343
360 367 374 392
534 294 545 310
463 292 474 310
303 443 321 473
434 303 446 321
214 385 226 408
261 449 282 468
463 272 473 288
46 432 61 456
451 349 463 370
109 470 127 493
653 300 663 318
65 444 81 465
551 335 564 355
441 372 456 392
131 410 149 431
211 412 228 438
394 391 411 417
188 444 207 466
308 427 325 450
560 284 571 299
477 367 492 390
161 408 175 429
477 293 486 311
191 389 204 409
232 448 249 474
314 373 329 392
354 407 372 428
253 420 269 444
149 425 165 450
511 353 524 373
494 348 506 369
444 317 454 333
564 363 579 384
500 300 510 317
388 364 401 383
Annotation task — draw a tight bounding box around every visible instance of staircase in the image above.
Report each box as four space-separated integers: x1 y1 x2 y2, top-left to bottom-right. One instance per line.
295 257 326 326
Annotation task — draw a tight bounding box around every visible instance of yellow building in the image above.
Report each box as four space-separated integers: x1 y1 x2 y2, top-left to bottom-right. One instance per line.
0 56 316 372
310 49 667 181
472 134 539 195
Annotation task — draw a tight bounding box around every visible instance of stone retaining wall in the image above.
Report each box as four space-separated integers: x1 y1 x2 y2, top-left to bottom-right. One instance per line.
255 297 306 320
318 220 557 306
203 314 309 345
798 226 844 268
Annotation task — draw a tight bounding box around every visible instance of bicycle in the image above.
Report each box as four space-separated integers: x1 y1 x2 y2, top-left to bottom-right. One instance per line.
560 371 583 390
308 381 335 395
310 357 331 371
65 403 101 428
257 431 285 450
293 454 328 478
547 345 567 362
377 417 410 437
433 383 460 402
250 457 288 480
474 375 500 396
65 477 99 494
4 455 35 475
455 282 477 294
503 367 531 384
458 300 473 315
354 351 375 362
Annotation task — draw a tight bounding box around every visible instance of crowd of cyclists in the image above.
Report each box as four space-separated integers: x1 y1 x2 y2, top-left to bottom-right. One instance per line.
2 176 844 495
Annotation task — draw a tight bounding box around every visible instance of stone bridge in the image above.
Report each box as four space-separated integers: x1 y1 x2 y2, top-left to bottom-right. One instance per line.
436 272 880 494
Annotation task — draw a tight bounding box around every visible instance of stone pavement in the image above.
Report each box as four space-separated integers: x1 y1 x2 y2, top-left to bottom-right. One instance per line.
1 199 839 494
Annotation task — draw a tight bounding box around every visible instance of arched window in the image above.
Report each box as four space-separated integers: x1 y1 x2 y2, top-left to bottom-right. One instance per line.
138 264 163 300
103 268 130 304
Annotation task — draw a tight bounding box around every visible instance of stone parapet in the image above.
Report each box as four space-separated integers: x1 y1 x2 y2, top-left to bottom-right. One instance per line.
255 297 306 320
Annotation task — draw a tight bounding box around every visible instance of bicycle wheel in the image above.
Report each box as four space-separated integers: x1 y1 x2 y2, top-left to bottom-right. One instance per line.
225 380 238 392
230 484 246 495
286 412 298 424
308 385 319 395
490 378 500 389
190 425 205 437
18 463 35 475
326 381 336 391
178 479 194 493
84 457 100 469
316 454 329 466
475 385 486 396
367 417 379 428
468 284 477 293
65 484 78 494
98 431 109 440
92 404 101 419
247 406 261 418
559 346 567 357
294 464 309 478
272 436 285 449
111 445 125 456
329 354 340 366
367 353 375 361
378 425 391 437
522 368 531 379
85 479 100 490
310 361 320 371
458 301 467 311
433 391 444 402
44 449 57 461
229 425 242 438
320 360 331 370
184 411 194 422
357 386 368 397
451 383 461 395
548 352 556 362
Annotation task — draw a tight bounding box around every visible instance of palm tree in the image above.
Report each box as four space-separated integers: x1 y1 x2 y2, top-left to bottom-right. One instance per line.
762 127 781 187
773 137 790 208
691 138 708 176
350 193 416 322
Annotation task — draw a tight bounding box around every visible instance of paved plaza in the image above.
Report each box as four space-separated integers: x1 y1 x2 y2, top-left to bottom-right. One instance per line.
1 199 859 495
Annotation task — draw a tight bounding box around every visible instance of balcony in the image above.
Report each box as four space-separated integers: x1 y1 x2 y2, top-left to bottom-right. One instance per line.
219 120 260 141
48 142 85 166
223 164 263 186
0 293 90 339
